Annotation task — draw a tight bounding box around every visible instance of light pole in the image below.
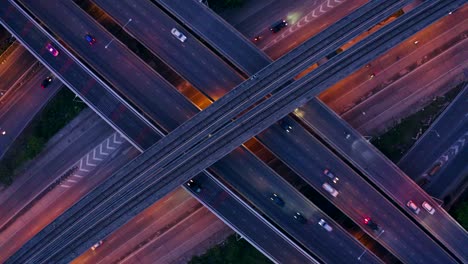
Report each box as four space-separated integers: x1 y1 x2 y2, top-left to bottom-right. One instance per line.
105 18 132 49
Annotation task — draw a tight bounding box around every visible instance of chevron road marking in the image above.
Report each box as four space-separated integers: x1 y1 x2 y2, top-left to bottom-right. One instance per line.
59 132 126 188
263 0 346 50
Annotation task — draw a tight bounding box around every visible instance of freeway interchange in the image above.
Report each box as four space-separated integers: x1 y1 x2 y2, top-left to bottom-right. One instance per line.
0 0 467 263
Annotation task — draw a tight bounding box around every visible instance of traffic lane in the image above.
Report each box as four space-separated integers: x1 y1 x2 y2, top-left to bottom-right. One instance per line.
297 99 468 260
344 40 468 133
93 0 243 100
0 142 130 262
0 130 119 261
403 121 468 181
6 2 314 262
257 117 456 264
0 67 60 159
261 0 367 59
21 0 195 131
124 207 223 263
191 174 319 264
426 146 468 198
399 86 468 177
210 148 381 263
157 0 271 73
0 2 158 149
11 4 332 262
233 0 328 38
74 188 200 263
0 45 35 92
0 111 111 228
321 7 468 115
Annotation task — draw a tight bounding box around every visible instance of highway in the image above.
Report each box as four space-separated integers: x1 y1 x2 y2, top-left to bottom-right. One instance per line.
0 1 324 262
7 0 392 262
0 65 60 159
399 84 468 199
155 0 271 74
6 1 463 262
258 115 455 264
91 0 462 262
121 2 463 260
4 0 388 262
0 42 35 92
0 1 159 150
92 0 243 101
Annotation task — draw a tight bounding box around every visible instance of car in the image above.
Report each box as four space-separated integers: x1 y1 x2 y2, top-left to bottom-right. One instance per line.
85 34 96 45
406 200 421 214
323 169 339 183
280 120 293 132
318 219 333 232
270 19 288 33
422 201 435 214
270 193 285 207
322 182 339 197
186 179 202 193
293 212 307 224
46 43 59 56
91 240 103 250
171 28 187 42
363 217 380 231
41 76 53 89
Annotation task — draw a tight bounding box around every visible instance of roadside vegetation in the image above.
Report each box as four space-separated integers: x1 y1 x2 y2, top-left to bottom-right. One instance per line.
450 197 468 230
0 88 87 185
189 235 272 264
371 82 465 162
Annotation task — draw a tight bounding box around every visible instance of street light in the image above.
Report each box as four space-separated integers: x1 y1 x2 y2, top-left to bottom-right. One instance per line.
105 18 133 49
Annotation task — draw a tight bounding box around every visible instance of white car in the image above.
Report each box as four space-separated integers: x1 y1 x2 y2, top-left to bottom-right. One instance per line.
91 240 103 251
171 28 187 42
422 201 435 215
318 219 333 232
322 183 339 197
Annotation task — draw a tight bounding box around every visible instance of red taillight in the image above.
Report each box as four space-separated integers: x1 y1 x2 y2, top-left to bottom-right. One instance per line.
364 217 370 224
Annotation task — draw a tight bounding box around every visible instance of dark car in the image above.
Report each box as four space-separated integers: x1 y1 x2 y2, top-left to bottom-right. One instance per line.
41 76 53 89
270 193 285 207
280 120 293 132
364 217 380 231
293 212 307 224
186 179 202 193
85 34 96 45
323 169 339 183
270 19 288 33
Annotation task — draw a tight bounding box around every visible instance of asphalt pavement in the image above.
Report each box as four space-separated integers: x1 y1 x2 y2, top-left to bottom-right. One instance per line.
399 84 468 199
0 66 60 160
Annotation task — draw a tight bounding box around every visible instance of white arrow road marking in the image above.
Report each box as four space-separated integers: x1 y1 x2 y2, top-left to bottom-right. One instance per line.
93 149 103 161
85 155 97 167
99 144 109 156
114 133 124 144
79 159 90 172
66 179 77 183
319 4 326 13
106 138 116 150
